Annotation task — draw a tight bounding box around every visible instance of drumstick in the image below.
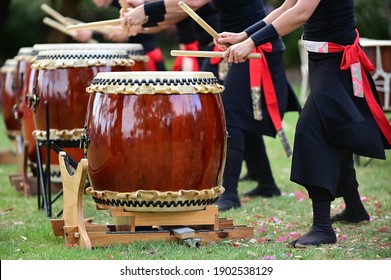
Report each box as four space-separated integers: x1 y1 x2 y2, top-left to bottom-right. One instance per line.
63 17 123 34
43 17 98 43
178 1 220 39
171 50 262 59
66 18 122 31
120 0 129 34
64 16 84 25
41 3 72 26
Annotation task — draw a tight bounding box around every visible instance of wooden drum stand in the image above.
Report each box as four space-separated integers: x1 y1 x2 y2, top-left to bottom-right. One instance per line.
50 152 253 249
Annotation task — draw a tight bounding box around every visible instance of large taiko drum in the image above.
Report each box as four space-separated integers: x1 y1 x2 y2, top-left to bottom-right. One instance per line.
29 49 134 179
84 71 227 212
0 59 20 139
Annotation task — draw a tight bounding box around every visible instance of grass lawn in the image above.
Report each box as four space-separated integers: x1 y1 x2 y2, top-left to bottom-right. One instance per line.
0 94 390 261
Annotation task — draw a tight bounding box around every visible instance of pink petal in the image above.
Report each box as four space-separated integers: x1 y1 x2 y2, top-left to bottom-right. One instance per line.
339 235 347 242
257 226 267 232
277 236 287 242
288 232 302 239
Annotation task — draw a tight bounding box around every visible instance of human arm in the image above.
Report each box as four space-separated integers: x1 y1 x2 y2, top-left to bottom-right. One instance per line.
121 0 211 36
222 0 320 63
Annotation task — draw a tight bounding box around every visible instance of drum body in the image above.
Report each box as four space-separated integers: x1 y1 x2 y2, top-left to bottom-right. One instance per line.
30 49 134 175
0 59 20 139
21 63 38 162
13 48 37 162
84 71 227 212
15 47 34 107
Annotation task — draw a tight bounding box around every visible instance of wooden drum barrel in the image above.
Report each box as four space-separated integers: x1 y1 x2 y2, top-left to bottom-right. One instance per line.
0 59 20 139
29 49 134 179
84 71 227 212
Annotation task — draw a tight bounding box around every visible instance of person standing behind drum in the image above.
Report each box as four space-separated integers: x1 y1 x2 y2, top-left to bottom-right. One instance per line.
216 0 391 247
121 0 301 211
74 0 167 71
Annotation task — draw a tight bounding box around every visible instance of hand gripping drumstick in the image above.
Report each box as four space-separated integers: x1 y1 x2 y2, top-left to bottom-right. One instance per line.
120 0 129 34
177 1 261 59
178 1 220 39
171 50 262 59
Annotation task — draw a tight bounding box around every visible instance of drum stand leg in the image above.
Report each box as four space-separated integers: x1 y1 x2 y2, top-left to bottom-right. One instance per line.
51 151 91 249
8 137 38 197
51 151 253 250
35 101 83 218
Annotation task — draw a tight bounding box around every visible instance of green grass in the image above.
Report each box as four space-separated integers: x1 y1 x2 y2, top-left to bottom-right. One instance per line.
0 106 390 260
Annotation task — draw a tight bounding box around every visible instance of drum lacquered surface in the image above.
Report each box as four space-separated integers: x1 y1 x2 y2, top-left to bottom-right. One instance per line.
0 59 20 138
30 49 134 166
84 71 227 211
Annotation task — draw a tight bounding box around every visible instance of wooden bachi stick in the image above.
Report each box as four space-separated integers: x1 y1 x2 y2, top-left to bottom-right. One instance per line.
178 1 220 39
66 19 122 31
41 3 72 26
43 17 98 43
171 50 262 59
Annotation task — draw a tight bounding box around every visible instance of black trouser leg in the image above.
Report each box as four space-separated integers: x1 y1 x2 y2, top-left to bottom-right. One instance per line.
218 147 243 211
332 151 370 223
290 186 337 247
243 134 281 197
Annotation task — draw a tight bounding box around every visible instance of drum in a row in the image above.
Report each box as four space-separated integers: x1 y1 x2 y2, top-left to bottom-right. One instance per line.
1 43 227 212
0 59 19 139
5 43 147 182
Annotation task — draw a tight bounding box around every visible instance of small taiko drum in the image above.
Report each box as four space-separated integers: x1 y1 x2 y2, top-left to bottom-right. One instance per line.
22 43 144 163
83 43 148 71
15 47 34 108
32 43 148 71
14 47 36 162
0 59 20 139
29 49 134 178
84 71 227 212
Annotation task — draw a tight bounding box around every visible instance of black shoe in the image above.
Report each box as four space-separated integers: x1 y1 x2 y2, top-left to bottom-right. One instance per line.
217 199 241 211
243 185 281 198
289 226 337 248
330 210 370 224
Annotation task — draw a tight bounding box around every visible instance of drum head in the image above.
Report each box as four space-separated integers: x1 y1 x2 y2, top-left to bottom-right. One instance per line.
32 49 134 69
87 71 225 95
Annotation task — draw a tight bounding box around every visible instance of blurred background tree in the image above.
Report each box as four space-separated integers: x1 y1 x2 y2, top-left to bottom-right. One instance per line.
0 0 390 67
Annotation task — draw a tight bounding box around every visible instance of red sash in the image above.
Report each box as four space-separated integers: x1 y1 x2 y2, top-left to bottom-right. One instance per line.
172 41 200 71
303 32 391 145
250 43 292 157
